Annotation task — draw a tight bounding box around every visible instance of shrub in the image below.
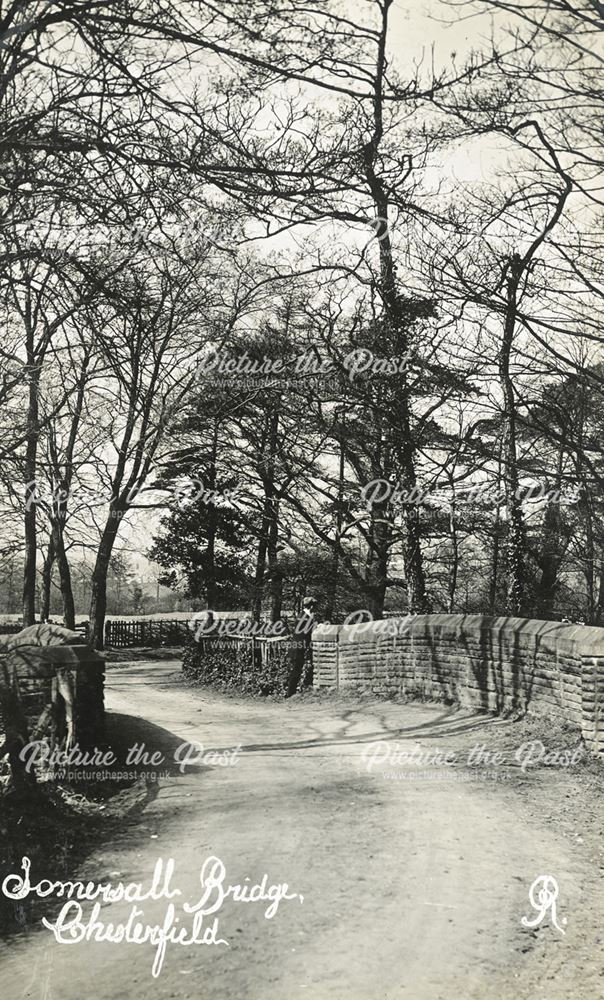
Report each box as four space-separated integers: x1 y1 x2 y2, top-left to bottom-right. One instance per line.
181 637 290 697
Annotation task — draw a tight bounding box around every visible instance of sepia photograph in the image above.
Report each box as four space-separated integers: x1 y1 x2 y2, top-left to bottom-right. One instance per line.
0 1 602 997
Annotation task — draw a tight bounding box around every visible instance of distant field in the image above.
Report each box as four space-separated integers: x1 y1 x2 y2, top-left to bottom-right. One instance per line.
0 610 249 625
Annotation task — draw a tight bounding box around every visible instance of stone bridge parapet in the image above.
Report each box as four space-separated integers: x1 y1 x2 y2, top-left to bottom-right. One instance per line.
312 615 603 754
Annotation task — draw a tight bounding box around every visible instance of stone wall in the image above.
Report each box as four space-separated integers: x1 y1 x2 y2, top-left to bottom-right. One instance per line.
312 615 603 754
1 643 105 749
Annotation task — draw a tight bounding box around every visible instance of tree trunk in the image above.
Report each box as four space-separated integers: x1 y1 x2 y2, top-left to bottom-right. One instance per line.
205 519 217 609
364 500 390 619
41 535 55 621
489 524 501 614
583 498 596 624
324 427 346 619
364 586 386 620
448 505 459 613
595 554 604 626
489 454 504 614
23 338 39 625
499 254 526 616
401 493 430 613
251 524 268 622
251 407 280 622
52 520 76 630
362 0 428 614
89 513 122 648
535 472 565 618
204 419 220 608
267 499 282 622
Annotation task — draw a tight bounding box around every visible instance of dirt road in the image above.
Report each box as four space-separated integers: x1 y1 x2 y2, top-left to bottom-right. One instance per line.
1 661 602 999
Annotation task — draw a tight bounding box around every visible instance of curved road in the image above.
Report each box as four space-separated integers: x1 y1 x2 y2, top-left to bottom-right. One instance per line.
0 661 599 999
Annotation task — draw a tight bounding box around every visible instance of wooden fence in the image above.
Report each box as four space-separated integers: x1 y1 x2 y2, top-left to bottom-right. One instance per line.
0 623 23 636
104 618 193 648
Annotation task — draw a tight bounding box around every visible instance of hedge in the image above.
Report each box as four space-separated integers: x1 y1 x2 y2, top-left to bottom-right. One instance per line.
181 637 291 697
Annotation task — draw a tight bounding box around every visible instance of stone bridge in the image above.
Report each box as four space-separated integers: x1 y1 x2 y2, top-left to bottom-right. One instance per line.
312 614 603 755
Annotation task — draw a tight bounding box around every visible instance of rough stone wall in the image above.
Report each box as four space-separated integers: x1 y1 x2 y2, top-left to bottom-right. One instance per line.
312 615 603 754
1 644 105 748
